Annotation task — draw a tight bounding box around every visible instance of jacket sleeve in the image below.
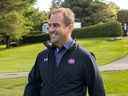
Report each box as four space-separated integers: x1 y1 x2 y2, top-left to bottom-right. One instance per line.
24 54 42 96
82 54 105 96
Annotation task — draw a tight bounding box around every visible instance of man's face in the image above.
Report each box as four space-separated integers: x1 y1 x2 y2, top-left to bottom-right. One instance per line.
48 12 71 47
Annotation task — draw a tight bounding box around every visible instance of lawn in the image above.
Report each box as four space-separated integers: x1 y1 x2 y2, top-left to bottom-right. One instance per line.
77 37 128 65
0 71 128 96
102 71 128 96
0 77 26 96
0 37 128 72
0 43 44 72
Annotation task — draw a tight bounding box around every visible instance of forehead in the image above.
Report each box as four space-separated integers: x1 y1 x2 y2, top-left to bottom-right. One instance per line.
49 12 64 24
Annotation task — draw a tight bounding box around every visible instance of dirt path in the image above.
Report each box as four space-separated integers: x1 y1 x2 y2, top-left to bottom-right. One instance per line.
0 55 128 79
99 56 128 71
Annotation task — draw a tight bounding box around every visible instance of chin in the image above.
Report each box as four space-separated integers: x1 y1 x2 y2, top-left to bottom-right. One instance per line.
50 40 57 44
50 37 59 43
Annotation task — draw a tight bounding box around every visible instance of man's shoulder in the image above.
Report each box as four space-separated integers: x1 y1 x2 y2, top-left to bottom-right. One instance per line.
76 46 96 60
37 48 49 57
76 46 90 56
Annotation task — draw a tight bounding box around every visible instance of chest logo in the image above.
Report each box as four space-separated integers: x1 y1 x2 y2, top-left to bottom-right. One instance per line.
68 58 75 64
43 58 48 62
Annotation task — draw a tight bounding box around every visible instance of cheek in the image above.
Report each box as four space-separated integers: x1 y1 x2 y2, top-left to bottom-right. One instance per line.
57 28 65 35
62 29 68 37
57 27 68 37
63 28 69 35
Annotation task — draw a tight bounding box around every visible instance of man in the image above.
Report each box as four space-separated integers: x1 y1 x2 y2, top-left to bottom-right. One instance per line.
24 8 105 96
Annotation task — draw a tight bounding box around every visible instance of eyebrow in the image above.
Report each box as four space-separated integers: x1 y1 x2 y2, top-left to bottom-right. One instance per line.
48 22 60 25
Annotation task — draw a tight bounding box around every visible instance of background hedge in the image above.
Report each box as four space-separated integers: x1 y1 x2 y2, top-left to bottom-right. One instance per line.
21 32 49 44
21 21 123 44
72 21 123 38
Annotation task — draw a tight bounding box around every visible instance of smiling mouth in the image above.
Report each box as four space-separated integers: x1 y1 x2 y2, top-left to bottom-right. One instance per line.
51 33 56 36
50 33 57 41
50 32 58 37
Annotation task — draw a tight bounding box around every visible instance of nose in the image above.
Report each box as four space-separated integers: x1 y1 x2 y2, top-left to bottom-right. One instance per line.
48 25 56 33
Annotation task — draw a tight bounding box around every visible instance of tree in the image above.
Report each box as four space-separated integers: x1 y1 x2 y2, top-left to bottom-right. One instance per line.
117 10 128 23
24 8 48 32
62 0 119 26
0 0 36 15
88 2 119 25
0 0 36 48
117 10 128 36
63 0 93 26
0 11 28 48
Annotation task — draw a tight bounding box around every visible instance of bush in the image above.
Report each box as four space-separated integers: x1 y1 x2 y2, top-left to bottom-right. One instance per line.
72 21 123 38
21 21 123 44
21 32 49 44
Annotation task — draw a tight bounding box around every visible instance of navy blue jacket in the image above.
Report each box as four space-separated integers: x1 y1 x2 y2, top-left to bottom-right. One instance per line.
24 44 105 96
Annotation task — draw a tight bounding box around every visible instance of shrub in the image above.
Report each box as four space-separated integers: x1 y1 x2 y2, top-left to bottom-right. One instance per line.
21 21 123 44
72 21 123 38
21 32 49 44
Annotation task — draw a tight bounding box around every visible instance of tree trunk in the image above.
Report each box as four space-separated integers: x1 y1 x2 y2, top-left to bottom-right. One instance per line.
5 36 10 48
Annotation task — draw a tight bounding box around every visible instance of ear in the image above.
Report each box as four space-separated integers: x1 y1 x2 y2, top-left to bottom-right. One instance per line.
67 24 74 32
64 24 74 34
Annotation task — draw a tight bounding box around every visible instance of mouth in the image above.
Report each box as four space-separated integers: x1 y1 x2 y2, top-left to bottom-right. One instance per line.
50 32 57 38
50 32 58 42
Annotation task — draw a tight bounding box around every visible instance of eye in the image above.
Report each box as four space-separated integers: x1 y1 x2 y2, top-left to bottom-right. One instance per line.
48 23 51 27
48 23 60 28
53 23 59 28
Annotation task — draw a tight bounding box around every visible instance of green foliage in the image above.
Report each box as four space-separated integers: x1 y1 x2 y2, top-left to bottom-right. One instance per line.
63 0 119 26
0 0 36 15
0 0 36 47
0 11 27 40
63 0 93 26
88 2 119 25
24 8 48 32
73 21 123 38
117 10 128 23
22 33 49 44
0 0 48 48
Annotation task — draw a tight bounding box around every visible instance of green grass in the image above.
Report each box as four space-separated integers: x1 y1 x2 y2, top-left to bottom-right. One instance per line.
0 43 44 72
0 78 26 96
0 45 6 49
0 71 128 96
77 37 128 65
102 71 128 96
0 37 128 72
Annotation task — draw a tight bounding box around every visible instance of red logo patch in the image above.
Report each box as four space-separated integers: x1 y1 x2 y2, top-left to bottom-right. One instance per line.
68 58 75 64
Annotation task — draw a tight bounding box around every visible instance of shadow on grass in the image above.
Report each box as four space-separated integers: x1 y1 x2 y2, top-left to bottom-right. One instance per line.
0 42 44 51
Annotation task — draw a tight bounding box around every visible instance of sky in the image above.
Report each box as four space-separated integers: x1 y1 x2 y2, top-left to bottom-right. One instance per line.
35 0 128 11
35 0 52 11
